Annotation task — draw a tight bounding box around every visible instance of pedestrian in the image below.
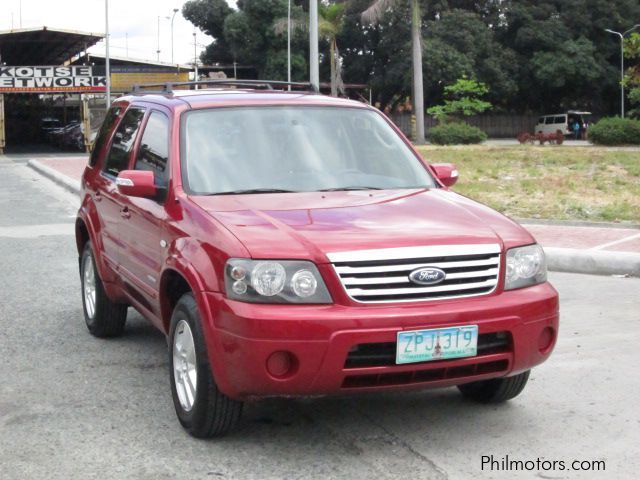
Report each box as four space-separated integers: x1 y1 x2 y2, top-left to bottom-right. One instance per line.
573 121 580 140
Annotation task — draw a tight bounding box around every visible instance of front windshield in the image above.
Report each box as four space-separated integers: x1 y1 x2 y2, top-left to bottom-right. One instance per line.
181 106 436 195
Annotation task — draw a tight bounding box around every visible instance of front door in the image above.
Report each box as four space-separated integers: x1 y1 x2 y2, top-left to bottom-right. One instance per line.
118 108 171 326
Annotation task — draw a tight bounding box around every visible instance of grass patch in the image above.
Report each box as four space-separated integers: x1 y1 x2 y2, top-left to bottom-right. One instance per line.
415 145 640 222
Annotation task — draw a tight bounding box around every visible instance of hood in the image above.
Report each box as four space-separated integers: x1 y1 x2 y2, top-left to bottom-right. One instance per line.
190 189 534 262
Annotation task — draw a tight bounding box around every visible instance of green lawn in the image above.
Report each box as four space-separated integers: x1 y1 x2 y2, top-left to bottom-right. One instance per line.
415 145 640 223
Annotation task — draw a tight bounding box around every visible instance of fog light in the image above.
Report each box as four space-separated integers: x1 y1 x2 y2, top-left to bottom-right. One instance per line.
266 351 297 378
538 327 555 353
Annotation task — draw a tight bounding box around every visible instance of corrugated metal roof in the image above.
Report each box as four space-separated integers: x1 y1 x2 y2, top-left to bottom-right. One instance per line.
0 27 103 65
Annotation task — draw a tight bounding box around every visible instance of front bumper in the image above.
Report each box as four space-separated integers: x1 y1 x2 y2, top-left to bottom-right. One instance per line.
198 282 559 400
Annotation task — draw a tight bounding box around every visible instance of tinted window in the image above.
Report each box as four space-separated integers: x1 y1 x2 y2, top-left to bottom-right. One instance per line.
537 117 544 124
554 116 566 124
103 107 145 177
545 117 556 124
135 111 170 185
89 106 121 167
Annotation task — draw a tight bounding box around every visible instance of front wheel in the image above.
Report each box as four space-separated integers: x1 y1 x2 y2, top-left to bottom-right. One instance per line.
80 243 127 337
458 370 531 403
169 293 243 438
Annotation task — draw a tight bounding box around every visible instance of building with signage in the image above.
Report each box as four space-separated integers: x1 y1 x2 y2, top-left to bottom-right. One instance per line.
0 27 190 154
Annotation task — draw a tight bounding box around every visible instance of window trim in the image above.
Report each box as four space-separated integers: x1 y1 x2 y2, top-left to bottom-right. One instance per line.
133 109 171 186
101 105 147 180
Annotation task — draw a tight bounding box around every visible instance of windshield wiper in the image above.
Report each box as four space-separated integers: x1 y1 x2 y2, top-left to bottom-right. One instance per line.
316 186 384 192
209 188 298 195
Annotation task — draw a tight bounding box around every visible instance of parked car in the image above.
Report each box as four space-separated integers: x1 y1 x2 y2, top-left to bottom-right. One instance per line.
76 81 559 438
535 111 591 136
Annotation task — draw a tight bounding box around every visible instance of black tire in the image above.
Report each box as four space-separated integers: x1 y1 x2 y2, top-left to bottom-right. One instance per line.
169 293 243 438
80 243 127 338
458 370 531 403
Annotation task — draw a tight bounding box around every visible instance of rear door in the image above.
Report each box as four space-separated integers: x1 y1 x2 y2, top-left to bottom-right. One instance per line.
98 106 146 269
117 107 171 323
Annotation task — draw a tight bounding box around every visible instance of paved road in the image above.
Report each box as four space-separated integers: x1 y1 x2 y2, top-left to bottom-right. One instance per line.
1 157 639 480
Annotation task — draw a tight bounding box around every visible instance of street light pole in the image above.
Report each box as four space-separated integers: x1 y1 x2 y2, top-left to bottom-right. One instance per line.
193 31 198 90
287 0 291 87
309 0 319 91
605 24 640 118
170 8 179 64
156 16 161 62
105 0 111 109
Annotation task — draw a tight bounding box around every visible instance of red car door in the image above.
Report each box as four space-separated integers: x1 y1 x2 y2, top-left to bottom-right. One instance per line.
98 106 146 271
117 108 171 326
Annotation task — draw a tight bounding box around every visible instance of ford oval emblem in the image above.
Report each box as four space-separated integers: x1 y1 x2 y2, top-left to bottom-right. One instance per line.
409 267 446 285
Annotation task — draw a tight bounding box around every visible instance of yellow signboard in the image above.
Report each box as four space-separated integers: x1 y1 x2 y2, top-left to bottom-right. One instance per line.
110 71 190 93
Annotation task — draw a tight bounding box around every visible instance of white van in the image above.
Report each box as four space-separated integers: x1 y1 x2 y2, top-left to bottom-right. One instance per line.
535 111 591 136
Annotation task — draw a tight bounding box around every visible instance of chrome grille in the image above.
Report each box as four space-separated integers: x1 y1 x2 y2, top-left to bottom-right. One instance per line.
328 244 501 303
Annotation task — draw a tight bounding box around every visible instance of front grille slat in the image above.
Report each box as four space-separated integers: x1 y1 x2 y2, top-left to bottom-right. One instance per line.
329 244 501 303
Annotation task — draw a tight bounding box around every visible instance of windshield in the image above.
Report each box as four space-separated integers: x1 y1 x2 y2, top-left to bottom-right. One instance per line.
181 106 436 195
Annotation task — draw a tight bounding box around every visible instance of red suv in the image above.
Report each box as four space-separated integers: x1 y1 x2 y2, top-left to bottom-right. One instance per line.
76 80 558 438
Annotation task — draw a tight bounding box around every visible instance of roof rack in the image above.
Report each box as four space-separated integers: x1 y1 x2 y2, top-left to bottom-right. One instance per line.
131 79 319 94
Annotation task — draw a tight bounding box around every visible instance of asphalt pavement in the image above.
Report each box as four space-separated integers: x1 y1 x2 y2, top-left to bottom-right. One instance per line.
1 157 639 479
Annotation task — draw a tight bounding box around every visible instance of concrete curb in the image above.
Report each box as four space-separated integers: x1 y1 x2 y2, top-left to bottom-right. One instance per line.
27 159 80 196
545 247 640 277
25 159 640 277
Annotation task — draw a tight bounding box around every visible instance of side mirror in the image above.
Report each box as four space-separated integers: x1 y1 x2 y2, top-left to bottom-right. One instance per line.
431 163 459 187
116 170 157 198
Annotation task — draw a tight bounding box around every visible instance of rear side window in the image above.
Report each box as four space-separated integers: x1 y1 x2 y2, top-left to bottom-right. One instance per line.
103 107 145 177
89 106 121 167
537 117 544 124
135 111 170 185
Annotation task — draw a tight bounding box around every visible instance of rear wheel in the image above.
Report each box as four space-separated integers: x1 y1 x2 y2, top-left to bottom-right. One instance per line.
80 243 127 337
169 293 243 438
458 370 530 403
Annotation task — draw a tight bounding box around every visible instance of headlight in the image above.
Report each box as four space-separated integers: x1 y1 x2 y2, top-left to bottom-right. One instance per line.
505 244 547 290
225 259 332 304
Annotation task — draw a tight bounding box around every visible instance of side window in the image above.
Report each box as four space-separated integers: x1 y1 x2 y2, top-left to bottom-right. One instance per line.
537 117 544 124
545 117 555 125
554 116 566 124
103 107 145 177
135 111 170 186
89 106 121 167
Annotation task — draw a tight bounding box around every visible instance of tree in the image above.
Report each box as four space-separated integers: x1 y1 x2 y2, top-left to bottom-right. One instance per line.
183 0 309 80
362 0 426 144
274 1 347 96
624 32 640 118
427 77 492 122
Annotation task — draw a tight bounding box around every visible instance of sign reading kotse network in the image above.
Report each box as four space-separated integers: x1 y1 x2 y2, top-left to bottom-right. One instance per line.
0 66 107 93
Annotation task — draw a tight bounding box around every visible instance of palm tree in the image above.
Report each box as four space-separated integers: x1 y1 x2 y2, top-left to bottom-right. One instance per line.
362 0 425 144
274 2 346 96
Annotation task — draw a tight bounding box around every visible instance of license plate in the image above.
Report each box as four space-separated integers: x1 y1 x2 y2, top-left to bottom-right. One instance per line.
396 325 478 364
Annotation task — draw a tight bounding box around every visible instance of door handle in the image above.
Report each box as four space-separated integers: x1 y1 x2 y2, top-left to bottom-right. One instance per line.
120 207 131 219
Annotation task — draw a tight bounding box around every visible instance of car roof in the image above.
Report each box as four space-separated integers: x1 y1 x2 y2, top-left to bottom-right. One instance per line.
120 89 369 110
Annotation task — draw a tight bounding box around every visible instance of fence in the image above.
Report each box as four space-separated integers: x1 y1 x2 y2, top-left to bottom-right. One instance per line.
388 113 542 139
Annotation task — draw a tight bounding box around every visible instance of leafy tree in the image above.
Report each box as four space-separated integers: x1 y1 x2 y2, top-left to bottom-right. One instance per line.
274 2 347 96
624 32 640 118
427 77 492 122
362 0 426 144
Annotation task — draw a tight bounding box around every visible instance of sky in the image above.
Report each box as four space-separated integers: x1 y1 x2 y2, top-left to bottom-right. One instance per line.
0 0 226 66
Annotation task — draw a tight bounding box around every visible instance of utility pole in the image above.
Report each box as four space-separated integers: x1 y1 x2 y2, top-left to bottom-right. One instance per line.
170 8 179 64
156 16 161 62
605 24 640 118
309 0 319 91
105 0 111 109
287 0 291 87
193 31 198 89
